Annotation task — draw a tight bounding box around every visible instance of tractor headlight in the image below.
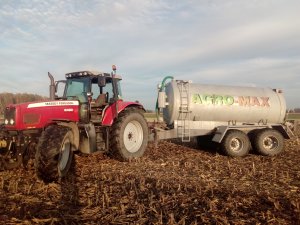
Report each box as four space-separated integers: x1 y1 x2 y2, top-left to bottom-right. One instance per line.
10 119 15 125
4 106 16 126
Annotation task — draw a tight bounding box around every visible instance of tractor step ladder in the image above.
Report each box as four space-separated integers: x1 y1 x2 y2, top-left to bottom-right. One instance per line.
177 80 190 142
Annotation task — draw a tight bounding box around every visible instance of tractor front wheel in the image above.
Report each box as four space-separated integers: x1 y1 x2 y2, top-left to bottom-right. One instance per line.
110 109 148 160
35 125 74 183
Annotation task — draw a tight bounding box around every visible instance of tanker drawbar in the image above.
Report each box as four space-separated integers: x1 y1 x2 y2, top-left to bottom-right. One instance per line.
155 77 290 157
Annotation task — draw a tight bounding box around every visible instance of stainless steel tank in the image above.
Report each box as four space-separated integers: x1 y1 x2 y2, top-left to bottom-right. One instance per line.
161 80 286 126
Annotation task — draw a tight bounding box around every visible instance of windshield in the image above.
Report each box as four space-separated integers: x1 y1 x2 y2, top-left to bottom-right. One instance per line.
64 76 122 103
64 77 90 103
91 77 122 100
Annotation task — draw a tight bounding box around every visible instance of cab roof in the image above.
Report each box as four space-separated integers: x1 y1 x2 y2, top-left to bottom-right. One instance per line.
65 71 122 80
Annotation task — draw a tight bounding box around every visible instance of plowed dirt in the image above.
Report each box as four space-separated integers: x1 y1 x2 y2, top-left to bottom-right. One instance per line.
0 128 299 224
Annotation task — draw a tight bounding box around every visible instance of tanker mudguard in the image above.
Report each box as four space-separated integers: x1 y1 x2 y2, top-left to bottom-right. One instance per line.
272 125 291 139
101 100 145 126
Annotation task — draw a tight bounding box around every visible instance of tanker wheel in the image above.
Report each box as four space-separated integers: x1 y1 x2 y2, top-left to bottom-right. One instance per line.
110 109 148 161
252 128 284 156
35 125 74 183
221 130 250 157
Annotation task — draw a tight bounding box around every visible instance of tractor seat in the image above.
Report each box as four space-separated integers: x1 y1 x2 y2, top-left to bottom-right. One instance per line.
92 94 107 107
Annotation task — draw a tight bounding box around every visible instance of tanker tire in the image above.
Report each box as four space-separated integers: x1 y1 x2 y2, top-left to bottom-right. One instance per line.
221 130 250 157
35 125 74 183
252 128 284 156
110 109 148 161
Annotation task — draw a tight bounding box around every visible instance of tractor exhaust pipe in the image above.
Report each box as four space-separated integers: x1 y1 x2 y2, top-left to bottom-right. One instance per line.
48 72 55 100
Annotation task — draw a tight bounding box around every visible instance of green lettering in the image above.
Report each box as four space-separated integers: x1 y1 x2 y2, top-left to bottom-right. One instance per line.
214 95 224 105
192 94 202 104
224 96 234 105
203 95 213 105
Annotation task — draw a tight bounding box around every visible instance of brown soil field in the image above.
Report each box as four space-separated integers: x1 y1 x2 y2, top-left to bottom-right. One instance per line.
0 128 300 224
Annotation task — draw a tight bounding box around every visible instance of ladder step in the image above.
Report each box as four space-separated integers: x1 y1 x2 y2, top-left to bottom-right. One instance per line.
177 81 190 142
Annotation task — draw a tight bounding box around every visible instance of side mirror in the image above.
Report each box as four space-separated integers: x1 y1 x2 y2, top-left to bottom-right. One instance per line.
98 76 106 87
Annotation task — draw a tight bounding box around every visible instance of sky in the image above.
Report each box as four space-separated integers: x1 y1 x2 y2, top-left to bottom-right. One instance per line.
0 0 299 110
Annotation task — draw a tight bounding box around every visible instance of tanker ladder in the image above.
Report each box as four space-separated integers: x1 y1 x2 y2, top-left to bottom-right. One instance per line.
177 80 191 142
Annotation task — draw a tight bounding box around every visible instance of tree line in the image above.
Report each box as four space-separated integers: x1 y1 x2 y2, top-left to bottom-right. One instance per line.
0 93 47 114
292 108 300 113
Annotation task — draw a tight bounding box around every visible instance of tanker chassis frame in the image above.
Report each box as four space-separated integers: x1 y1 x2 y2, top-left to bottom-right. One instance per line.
153 122 290 157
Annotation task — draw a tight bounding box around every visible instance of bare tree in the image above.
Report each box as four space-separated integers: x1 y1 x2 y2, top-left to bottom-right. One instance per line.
0 93 47 114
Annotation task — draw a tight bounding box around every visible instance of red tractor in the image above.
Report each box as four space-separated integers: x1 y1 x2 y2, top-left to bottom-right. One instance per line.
0 66 148 183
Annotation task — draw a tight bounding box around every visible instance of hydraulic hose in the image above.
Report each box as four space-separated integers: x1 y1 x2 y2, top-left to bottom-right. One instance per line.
155 76 174 120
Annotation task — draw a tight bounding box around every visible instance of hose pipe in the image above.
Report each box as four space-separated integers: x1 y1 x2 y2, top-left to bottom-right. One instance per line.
156 76 174 121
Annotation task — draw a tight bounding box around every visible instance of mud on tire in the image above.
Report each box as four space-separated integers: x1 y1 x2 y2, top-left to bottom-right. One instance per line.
110 109 148 161
35 125 74 183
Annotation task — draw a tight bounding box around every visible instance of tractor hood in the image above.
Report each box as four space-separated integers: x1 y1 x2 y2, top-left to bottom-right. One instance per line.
4 100 80 131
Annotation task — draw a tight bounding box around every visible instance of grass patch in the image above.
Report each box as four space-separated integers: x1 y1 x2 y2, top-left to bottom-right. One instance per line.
144 113 162 122
144 113 157 119
286 113 300 120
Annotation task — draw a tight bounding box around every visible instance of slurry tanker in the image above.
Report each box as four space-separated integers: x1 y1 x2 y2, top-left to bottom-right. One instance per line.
155 76 289 157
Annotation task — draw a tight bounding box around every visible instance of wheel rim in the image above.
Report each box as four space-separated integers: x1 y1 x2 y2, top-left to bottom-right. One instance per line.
123 120 144 153
263 136 278 150
230 138 243 152
59 136 71 171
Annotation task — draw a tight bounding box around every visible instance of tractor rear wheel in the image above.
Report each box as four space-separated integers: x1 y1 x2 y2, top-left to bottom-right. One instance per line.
35 125 74 183
110 109 148 160
252 128 284 156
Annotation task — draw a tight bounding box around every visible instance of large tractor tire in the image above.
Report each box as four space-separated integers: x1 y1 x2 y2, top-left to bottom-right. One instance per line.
110 109 148 160
252 128 284 156
221 129 251 157
35 125 74 183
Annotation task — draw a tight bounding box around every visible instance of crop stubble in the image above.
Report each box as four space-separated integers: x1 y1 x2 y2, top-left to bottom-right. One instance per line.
0 127 299 224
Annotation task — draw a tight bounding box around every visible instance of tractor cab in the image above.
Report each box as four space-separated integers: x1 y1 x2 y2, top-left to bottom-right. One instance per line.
55 68 123 123
63 71 122 102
